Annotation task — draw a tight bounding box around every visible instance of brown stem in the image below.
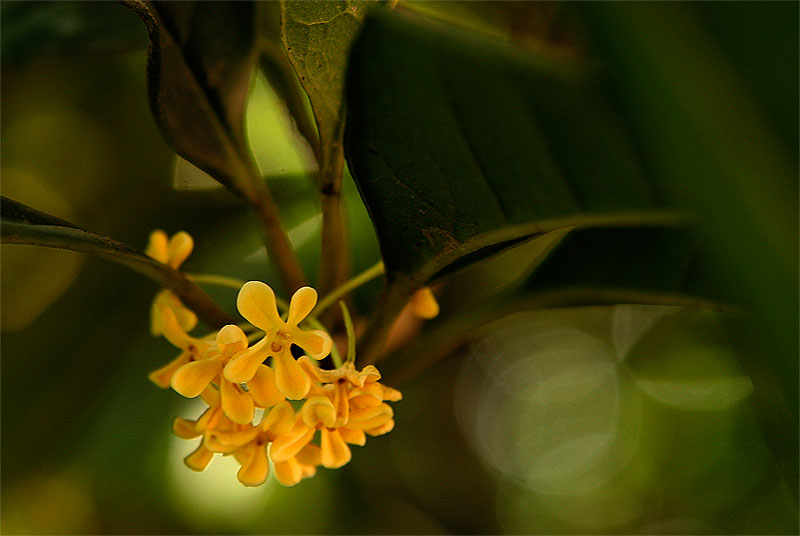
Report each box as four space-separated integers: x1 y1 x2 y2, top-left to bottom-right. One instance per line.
307 98 350 330
248 184 308 293
317 137 349 300
235 155 308 294
357 276 415 365
1 221 235 329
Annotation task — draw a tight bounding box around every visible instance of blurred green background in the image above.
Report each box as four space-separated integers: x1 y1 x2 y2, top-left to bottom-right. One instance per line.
1 1 797 534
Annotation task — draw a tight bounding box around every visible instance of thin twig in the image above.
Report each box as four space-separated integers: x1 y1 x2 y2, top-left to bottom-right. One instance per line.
316 115 350 322
314 260 385 315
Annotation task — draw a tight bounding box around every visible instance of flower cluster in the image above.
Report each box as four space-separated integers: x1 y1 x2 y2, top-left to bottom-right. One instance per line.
145 232 401 487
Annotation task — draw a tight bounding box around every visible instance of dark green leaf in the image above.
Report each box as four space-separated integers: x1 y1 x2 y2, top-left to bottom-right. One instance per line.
345 10 674 290
578 3 799 494
122 0 260 198
256 2 320 158
1 196 234 329
281 0 377 150
523 227 729 309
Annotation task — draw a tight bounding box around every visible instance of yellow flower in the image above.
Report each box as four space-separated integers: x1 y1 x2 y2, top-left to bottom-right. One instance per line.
270 396 348 469
224 282 332 400
230 401 296 486
272 443 321 487
150 289 197 336
170 325 256 424
145 230 197 336
176 399 320 487
171 388 244 471
409 286 439 319
145 229 193 269
148 304 215 388
270 393 395 471
225 401 322 487
299 357 402 427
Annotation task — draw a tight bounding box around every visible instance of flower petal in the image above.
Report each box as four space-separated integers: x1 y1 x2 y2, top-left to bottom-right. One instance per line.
216 324 247 354
332 381 350 428
320 428 351 469
196 404 223 432
237 281 283 331
200 386 220 406
262 401 295 438
291 329 332 360
153 304 196 350
269 423 315 463
273 351 311 400
409 286 439 319
205 427 259 453
151 291 197 336
287 286 317 326
298 356 342 383
237 443 269 487
220 379 255 424
148 352 191 389
184 443 214 471
223 341 268 383
144 229 169 263
348 365 381 387
171 360 220 398
301 396 336 428
166 231 193 269
380 384 403 402
248 365 286 408
339 427 366 446
173 417 201 439
347 404 394 430
366 419 395 437
349 392 383 409
273 458 303 487
295 444 322 469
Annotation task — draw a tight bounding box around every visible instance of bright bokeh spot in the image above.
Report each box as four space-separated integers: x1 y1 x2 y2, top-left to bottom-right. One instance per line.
456 310 642 496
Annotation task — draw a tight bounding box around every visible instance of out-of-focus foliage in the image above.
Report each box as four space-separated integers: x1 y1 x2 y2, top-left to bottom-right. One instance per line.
346 9 669 290
123 1 262 198
1 1 797 534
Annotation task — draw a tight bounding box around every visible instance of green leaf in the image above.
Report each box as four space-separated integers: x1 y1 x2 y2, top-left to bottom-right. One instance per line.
122 0 260 198
281 0 377 151
578 3 798 489
523 227 729 310
0 197 235 329
256 2 320 158
578 2 798 380
345 11 675 291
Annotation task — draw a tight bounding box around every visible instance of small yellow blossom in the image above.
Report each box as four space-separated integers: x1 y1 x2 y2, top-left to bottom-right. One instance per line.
172 325 256 424
145 230 197 336
174 396 321 487
409 286 439 319
148 304 215 388
151 279 401 488
145 229 194 269
224 282 332 400
270 393 395 470
298 357 400 427
150 289 197 336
